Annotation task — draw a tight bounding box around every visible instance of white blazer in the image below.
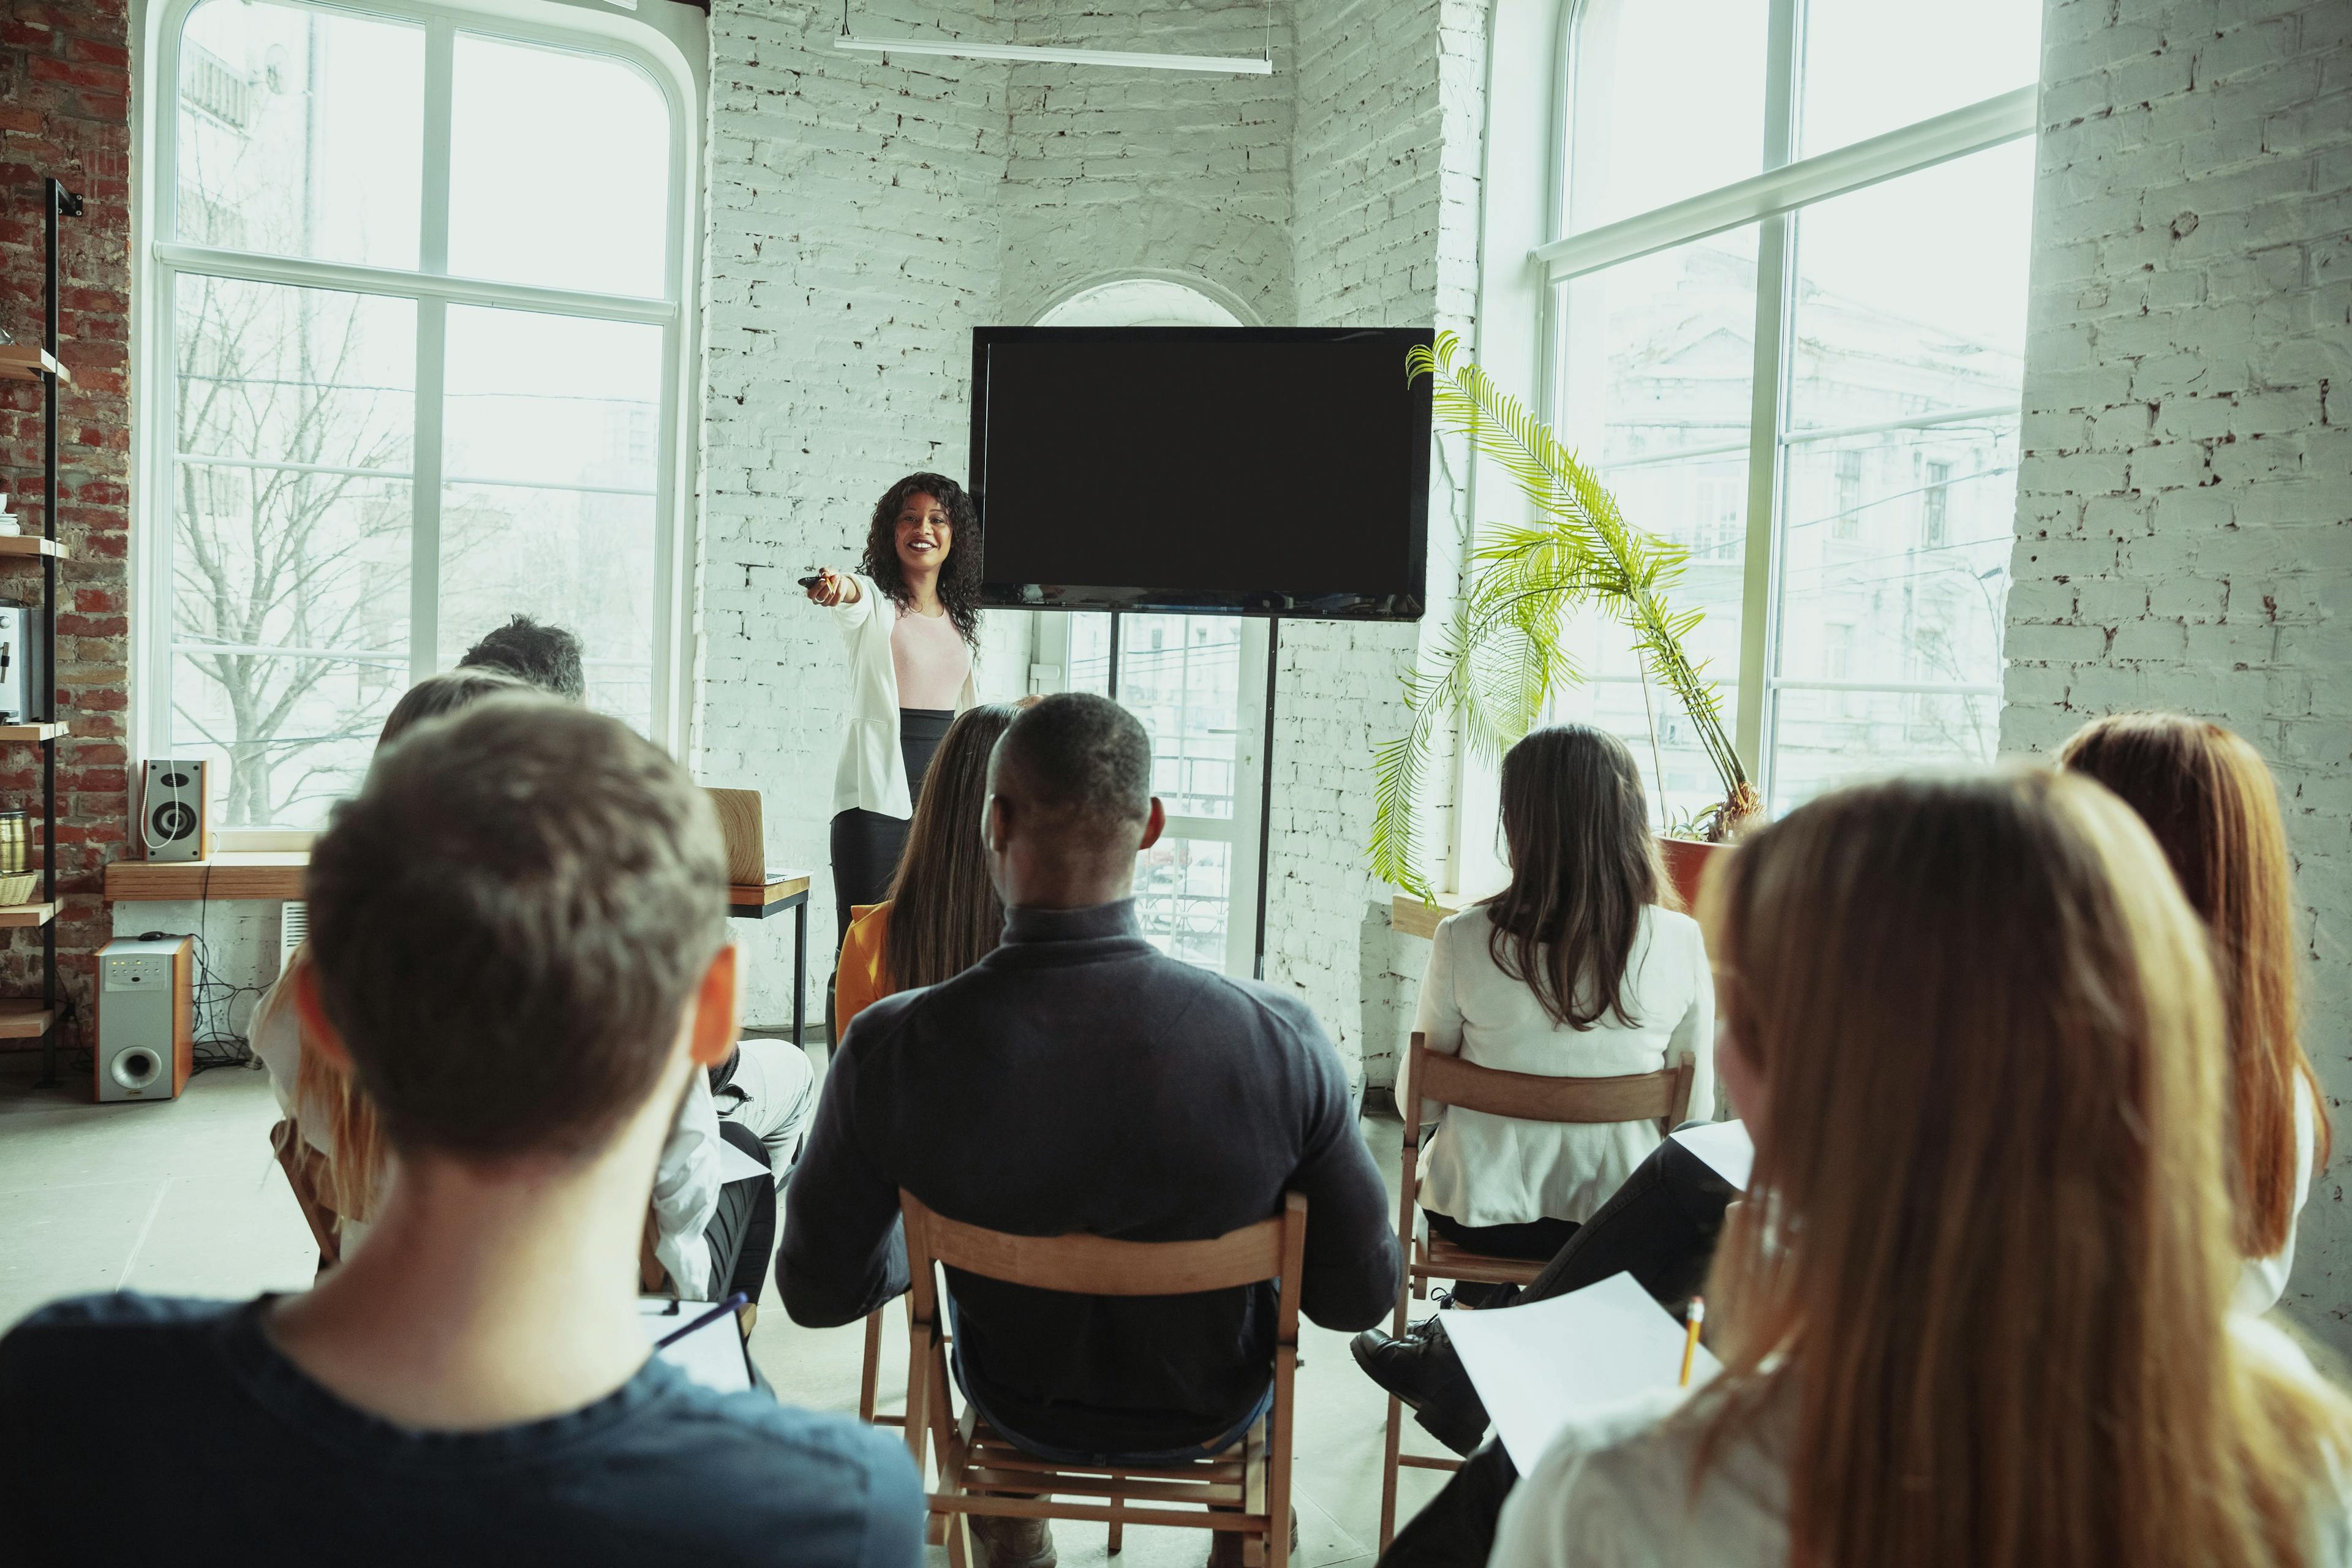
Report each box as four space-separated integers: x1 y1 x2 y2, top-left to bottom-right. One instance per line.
1414 902 1714 1229
829 571 979 818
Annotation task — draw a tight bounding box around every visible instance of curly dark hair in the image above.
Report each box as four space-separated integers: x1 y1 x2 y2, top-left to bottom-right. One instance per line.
861 472 982 647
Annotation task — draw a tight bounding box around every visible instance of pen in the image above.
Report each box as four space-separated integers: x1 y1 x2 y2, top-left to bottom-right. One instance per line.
657 1291 751 1349
1678 1296 1705 1387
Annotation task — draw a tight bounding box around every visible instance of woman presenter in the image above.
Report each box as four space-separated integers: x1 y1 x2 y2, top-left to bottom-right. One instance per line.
807 472 982 943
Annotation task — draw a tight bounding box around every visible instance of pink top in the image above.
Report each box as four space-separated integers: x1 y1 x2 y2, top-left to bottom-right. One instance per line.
891 608 970 710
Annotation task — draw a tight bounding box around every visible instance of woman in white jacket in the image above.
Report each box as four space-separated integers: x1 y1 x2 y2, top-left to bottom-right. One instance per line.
806 472 982 943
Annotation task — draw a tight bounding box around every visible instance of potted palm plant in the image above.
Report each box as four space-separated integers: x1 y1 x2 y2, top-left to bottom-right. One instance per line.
1371 332 1758 910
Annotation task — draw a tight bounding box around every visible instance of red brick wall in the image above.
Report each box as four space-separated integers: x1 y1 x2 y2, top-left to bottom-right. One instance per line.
0 0 132 1049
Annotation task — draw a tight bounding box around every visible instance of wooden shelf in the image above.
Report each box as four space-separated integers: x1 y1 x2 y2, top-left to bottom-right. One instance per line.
0 537 64 559
0 345 69 384
0 723 66 743
106 853 308 902
0 998 56 1038
0 901 57 928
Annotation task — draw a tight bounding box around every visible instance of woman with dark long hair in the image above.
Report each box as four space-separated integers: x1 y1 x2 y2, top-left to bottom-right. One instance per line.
807 472 986 943
834 703 1020 1036
1410 723 1712 1303
2061 712 2330 1310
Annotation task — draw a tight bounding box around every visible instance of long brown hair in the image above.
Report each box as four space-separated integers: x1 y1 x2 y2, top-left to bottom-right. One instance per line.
1479 723 1661 1030
883 703 1019 992
2060 712 2327 1257
1695 772 2347 1568
263 668 533 1221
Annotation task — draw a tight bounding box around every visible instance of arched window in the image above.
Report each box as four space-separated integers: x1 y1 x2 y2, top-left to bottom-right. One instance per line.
1542 0 2041 816
146 0 695 829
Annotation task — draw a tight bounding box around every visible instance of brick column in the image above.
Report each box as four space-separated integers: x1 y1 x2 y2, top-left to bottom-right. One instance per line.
0 0 134 1050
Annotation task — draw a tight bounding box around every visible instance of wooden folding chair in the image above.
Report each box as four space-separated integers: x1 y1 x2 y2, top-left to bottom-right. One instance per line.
1378 1033 1696 1549
270 1118 343 1274
859 1303 902 1428
900 1189 1307 1568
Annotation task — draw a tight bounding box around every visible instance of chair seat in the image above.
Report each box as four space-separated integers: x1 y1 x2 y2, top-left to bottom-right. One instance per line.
952 1409 1258 1507
1418 1230 1548 1288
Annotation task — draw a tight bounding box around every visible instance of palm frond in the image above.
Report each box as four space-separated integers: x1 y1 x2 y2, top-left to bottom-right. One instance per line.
1371 333 1755 894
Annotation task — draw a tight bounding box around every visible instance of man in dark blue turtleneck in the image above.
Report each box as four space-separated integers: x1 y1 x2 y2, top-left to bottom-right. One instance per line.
780 692 1396 1559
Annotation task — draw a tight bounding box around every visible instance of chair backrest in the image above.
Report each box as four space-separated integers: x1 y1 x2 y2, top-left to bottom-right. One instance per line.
1404 1032 1695 1138
268 1118 342 1272
900 1189 1308 1338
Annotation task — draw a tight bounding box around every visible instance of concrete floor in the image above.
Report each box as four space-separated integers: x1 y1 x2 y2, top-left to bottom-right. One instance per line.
0 1052 1449 1567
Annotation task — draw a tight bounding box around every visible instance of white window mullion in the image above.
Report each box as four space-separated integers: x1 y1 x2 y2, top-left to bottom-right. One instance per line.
1733 0 1805 794
410 18 454 685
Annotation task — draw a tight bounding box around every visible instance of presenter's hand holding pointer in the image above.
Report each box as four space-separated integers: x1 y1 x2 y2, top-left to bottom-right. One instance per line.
802 567 861 607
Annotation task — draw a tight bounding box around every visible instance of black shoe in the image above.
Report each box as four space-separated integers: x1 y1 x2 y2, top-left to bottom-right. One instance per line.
1349 1325 1490 1457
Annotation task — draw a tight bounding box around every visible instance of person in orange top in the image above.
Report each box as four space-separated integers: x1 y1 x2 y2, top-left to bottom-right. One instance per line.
835 703 1022 1036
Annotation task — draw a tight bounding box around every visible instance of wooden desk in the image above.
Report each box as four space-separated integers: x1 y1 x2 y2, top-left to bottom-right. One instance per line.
730 874 811 1047
107 857 818 1046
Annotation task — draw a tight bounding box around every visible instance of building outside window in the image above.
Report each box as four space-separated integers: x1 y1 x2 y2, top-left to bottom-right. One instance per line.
1536 0 2038 823
1923 458 1953 548
145 0 692 831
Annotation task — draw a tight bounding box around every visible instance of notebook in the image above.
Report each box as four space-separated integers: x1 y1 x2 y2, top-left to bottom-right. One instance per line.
639 1298 753 1394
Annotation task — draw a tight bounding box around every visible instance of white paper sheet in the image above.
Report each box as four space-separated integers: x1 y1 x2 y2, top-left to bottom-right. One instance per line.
715 1139 771 1187
1441 1270 1719 1471
639 1298 753 1394
1669 1118 1754 1192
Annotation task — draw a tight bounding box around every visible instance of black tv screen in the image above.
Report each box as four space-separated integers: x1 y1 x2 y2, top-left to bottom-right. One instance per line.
970 327 1432 619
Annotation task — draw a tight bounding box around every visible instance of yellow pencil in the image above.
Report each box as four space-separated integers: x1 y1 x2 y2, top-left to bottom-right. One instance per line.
1678 1296 1706 1387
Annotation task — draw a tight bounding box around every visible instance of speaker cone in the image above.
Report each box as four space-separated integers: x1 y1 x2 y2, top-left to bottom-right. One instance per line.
110 1048 161 1091
151 802 197 842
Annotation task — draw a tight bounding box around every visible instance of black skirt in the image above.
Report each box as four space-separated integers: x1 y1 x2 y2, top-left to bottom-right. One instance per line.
829 707 956 944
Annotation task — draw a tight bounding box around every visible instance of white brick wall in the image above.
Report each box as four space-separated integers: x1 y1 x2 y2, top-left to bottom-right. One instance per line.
699 3 1011 1024
701 2 1489 1042
1278 0 1486 1086
2003 0 2352 1343
998 1 1296 326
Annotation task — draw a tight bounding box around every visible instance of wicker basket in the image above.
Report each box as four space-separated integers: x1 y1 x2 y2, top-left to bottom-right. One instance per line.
0 871 40 906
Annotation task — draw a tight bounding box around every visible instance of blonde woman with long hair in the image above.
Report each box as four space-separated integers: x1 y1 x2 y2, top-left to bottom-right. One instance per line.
2062 712 2329 1310
1491 772 2352 1568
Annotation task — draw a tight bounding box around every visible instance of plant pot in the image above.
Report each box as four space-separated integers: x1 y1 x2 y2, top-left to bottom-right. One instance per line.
1656 835 1730 913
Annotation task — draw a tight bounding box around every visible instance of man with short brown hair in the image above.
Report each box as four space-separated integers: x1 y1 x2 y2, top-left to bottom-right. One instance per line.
0 699 922 1565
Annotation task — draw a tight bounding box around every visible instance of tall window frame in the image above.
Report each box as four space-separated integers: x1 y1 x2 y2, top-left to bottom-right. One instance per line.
1532 0 2038 814
138 0 701 841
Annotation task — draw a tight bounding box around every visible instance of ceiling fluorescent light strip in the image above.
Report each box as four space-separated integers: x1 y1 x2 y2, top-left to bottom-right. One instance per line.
834 36 1273 76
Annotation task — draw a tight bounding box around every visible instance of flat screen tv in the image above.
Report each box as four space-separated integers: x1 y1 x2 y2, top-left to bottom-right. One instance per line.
970 326 1433 620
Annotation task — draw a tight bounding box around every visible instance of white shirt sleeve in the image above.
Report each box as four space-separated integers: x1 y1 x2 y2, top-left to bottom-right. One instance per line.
1411 912 1468 1128
2237 1071 2322 1313
829 571 881 638
649 1069 723 1299
1670 916 1717 1124
1414 911 1467 1058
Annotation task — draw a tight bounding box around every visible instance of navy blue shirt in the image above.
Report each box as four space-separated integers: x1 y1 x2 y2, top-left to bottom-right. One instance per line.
0 1293 924 1567
779 899 1398 1455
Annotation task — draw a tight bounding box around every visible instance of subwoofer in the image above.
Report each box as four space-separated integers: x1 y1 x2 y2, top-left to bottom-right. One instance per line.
95 935 194 1104
139 759 213 863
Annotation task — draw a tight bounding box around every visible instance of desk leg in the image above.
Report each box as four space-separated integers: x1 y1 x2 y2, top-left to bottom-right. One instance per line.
793 900 807 1047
